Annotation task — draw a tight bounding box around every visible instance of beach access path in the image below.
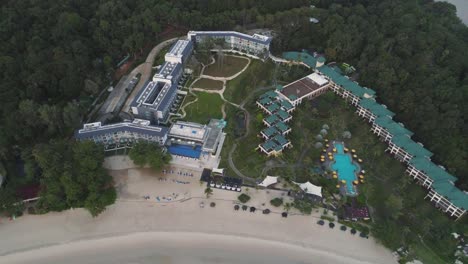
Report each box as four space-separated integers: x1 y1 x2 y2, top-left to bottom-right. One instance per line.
0 158 396 264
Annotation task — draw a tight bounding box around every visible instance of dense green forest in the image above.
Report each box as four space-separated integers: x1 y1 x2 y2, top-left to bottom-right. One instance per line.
271 0 468 190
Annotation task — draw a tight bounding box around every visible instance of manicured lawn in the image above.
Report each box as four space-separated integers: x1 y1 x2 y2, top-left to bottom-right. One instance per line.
204 55 249 77
183 92 223 124
192 78 223 90
219 90 270 179
224 60 275 104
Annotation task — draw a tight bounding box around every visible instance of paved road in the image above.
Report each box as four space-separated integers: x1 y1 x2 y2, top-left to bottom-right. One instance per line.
122 37 179 113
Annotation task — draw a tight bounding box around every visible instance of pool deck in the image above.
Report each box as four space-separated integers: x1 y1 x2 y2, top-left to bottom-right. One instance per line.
319 140 363 196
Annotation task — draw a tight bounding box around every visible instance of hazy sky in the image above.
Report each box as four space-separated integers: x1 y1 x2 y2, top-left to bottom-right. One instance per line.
437 0 468 24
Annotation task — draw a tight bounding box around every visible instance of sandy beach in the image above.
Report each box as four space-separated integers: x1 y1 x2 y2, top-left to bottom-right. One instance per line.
0 156 396 264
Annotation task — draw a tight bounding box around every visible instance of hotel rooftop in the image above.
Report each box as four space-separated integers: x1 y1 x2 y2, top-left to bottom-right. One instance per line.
279 72 329 102
165 40 193 63
75 119 168 139
131 81 177 112
188 31 272 45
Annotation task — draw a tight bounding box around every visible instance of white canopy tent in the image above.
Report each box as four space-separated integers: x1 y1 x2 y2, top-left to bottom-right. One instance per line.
294 181 322 197
258 176 278 187
212 168 224 175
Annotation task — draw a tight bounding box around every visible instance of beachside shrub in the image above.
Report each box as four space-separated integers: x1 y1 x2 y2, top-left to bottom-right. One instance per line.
340 225 347 231
270 198 283 207
292 198 313 215
238 193 251 203
320 215 335 222
204 187 213 198
210 202 216 207
329 222 335 228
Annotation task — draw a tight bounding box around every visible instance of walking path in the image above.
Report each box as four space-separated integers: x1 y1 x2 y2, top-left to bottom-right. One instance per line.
178 55 251 121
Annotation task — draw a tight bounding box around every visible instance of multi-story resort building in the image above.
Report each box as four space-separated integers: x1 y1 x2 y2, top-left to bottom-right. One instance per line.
273 51 468 220
131 39 192 124
75 119 168 150
187 31 272 58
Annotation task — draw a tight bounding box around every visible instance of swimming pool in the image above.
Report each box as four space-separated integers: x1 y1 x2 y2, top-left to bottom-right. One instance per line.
167 144 202 159
331 142 358 196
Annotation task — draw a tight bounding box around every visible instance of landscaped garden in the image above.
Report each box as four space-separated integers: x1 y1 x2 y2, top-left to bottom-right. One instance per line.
244 90 464 263
204 55 249 77
192 78 223 90
183 91 223 123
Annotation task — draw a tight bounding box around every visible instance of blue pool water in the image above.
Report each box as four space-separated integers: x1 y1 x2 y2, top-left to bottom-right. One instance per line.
331 143 358 195
167 144 202 159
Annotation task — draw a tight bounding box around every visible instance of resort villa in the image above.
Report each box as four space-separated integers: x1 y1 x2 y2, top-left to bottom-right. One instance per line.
270 51 468 220
256 73 330 156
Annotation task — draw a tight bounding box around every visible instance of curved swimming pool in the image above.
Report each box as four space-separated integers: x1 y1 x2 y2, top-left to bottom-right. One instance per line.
330 142 359 196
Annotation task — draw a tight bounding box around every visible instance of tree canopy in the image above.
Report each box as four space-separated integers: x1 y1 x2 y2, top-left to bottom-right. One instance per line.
33 140 116 216
128 142 172 171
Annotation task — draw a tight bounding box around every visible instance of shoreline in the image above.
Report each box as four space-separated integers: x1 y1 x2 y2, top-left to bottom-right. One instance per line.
0 166 396 264
0 231 390 264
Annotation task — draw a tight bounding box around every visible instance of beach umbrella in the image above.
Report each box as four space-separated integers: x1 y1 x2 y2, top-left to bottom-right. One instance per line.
333 148 337 152
320 159 325 163
361 170 366 174
353 154 358 158
360 179 365 184
333 175 338 179
344 148 349 152
358 159 363 163
351 149 356 153
329 156 334 160
328 152 332 156
341 180 346 184
353 180 359 185
359 175 364 179
325 144 329 147
321 155 325 159
336 185 340 188
332 171 337 174
323 149 327 153
324 139 329 142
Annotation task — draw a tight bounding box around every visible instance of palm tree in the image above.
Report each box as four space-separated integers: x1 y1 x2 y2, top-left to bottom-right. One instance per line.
204 187 213 198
